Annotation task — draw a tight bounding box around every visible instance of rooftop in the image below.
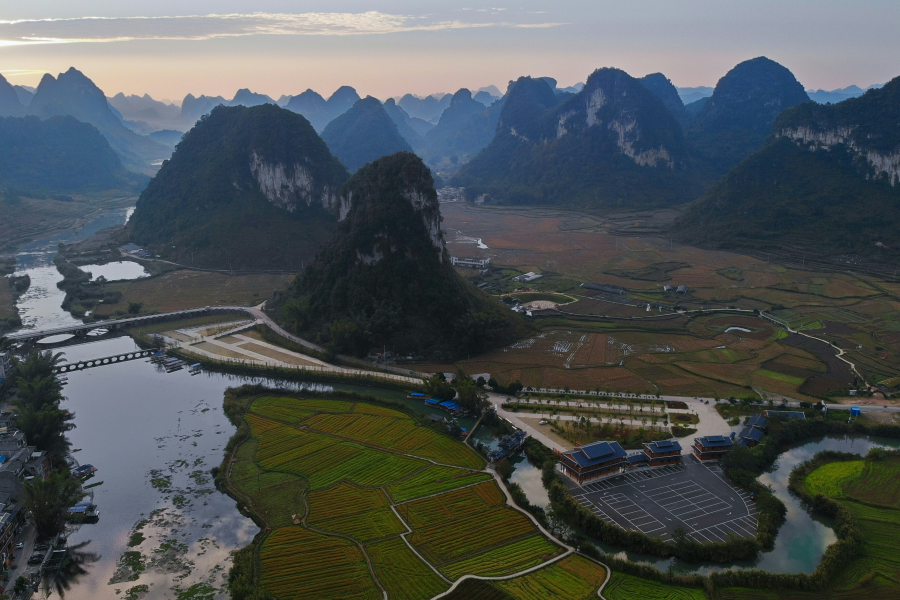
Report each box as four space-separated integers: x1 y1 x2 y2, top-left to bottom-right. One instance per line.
644 439 682 453
563 440 628 468
695 435 734 448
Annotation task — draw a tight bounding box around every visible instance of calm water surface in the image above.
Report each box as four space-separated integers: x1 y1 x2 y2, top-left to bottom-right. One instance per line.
78 261 150 282
51 337 361 599
13 207 134 331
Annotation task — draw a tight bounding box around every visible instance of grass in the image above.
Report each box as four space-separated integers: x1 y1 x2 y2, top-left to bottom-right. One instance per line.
604 573 706 600
804 461 865 498
367 537 450 600
495 555 607 599
91 269 292 318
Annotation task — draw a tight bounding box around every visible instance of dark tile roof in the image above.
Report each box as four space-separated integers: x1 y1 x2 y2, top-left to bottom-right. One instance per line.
563 441 627 468
747 415 769 429
695 435 733 448
738 426 764 442
644 440 682 453
627 453 649 463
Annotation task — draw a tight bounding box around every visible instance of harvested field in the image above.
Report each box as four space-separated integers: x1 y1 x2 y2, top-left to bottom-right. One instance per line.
92 269 292 318
236 341 321 366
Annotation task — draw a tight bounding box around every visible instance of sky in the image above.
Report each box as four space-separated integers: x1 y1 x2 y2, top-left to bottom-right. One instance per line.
1 0 898 103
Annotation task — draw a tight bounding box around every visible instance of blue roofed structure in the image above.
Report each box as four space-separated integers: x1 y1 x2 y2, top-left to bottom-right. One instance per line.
736 426 764 448
642 439 683 467
746 414 769 431
692 434 733 461
558 440 628 484
425 398 440 406
627 453 649 465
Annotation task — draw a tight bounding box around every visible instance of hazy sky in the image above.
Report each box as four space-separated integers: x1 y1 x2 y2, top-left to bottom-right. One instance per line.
1 1 898 103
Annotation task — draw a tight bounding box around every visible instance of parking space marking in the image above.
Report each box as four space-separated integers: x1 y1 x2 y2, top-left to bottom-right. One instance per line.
594 493 667 535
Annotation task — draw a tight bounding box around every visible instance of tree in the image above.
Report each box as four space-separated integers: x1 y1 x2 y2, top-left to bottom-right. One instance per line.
423 374 455 402
13 351 66 382
127 302 143 315
453 374 487 414
15 374 63 411
12 401 74 457
23 472 85 540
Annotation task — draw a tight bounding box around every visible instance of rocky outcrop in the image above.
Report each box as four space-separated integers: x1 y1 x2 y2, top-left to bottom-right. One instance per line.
780 126 900 186
249 150 341 212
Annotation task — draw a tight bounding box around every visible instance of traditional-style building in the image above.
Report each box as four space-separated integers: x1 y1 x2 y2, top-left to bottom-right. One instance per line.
746 414 769 431
642 440 683 467
735 426 764 448
558 441 628 485
692 435 733 461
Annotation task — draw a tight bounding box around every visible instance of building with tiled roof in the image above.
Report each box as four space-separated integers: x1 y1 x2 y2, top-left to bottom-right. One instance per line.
735 426 764 448
558 440 628 485
692 435 733 461
642 439 682 467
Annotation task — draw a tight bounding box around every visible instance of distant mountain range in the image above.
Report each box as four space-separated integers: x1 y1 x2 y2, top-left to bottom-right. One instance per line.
0 115 146 194
321 97 413 172
673 75 900 259
127 104 349 270
2 68 171 175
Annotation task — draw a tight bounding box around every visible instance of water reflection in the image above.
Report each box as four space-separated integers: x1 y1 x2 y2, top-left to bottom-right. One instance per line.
12 207 134 331
78 261 150 282
42 540 101 598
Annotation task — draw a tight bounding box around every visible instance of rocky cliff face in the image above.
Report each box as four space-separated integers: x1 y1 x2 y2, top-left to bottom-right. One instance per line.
128 104 349 269
772 75 900 186
249 150 343 213
672 75 900 257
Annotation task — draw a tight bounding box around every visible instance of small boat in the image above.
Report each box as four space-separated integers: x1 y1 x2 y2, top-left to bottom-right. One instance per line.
73 464 98 479
67 502 100 523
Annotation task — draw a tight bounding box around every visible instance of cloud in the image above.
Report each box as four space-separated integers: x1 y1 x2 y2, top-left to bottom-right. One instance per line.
0 11 563 46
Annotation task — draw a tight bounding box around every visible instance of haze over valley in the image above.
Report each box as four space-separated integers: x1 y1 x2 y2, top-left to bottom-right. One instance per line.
2 2 900 599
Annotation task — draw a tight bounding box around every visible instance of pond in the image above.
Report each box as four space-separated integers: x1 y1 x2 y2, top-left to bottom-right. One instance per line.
591 434 899 575
78 261 150 282
469 422 550 509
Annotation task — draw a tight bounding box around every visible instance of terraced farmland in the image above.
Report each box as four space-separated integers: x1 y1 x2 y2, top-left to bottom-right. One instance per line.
604 573 706 600
496 555 608 599
224 391 608 600
259 527 379 600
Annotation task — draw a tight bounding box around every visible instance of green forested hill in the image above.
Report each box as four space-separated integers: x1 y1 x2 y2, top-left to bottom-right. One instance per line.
321 97 413 172
454 69 703 207
674 76 900 259
687 57 810 174
0 115 146 193
127 104 349 269
283 152 523 360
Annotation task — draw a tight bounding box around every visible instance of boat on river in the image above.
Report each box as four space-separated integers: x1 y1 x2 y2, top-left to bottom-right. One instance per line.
67 502 100 523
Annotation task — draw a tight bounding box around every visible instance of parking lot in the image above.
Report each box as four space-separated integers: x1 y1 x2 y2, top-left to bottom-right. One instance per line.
569 459 758 543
